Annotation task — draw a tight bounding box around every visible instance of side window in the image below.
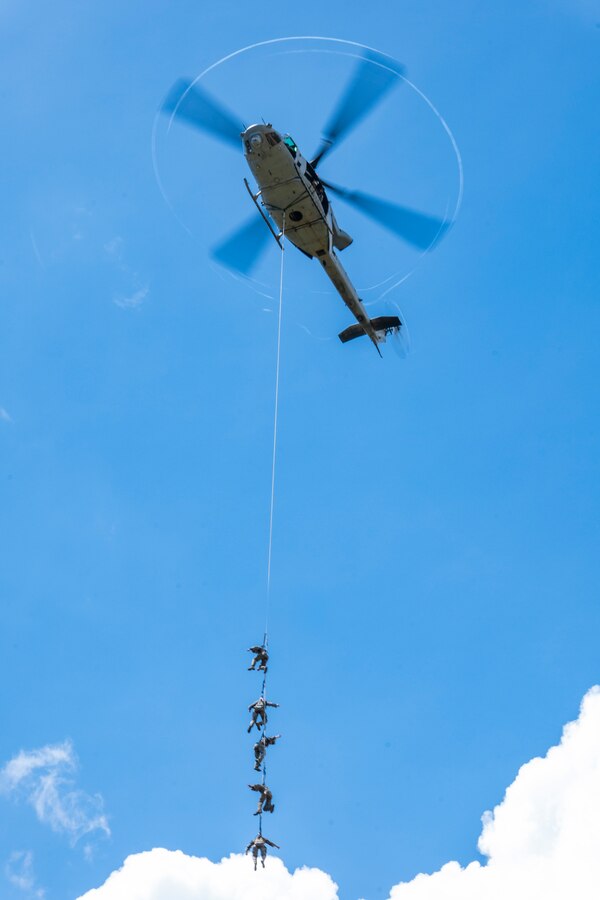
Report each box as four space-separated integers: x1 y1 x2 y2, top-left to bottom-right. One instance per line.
305 161 329 213
305 161 317 182
265 132 281 146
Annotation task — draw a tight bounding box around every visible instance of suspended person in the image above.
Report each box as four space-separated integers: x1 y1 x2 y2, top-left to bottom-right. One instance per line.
247 645 269 672
248 696 279 733
245 833 280 870
254 734 281 771
248 782 275 815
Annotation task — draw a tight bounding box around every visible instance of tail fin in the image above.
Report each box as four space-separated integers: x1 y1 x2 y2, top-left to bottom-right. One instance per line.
338 315 401 344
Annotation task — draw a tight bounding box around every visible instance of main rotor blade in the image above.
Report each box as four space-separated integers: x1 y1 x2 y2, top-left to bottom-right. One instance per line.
211 215 272 275
324 181 449 251
312 51 405 167
162 79 243 150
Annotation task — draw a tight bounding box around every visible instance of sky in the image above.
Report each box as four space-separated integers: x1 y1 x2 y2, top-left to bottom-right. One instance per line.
1 2 599 899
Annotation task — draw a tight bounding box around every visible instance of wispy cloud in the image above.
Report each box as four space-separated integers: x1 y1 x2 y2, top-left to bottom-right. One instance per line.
104 237 123 257
0 407 13 423
29 229 45 269
0 740 110 846
105 236 149 310
114 286 149 310
5 850 45 898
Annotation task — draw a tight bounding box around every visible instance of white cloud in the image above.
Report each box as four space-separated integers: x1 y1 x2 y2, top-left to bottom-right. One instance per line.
75 687 600 900
5 850 45 898
0 407 12 423
76 850 338 900
388 686 600 900
113 286 149 310
0 740 110 846
104 237 124 257
104 235 148 310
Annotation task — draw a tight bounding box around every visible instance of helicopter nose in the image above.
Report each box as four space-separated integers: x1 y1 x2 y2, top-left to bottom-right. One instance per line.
242 124 283 157
243 124 269 153
242 124 267 139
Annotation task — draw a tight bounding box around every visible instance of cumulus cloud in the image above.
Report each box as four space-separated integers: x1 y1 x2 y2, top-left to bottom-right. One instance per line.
76 850 338 900
75 688 600 900
5 850 45 898
388 686 600 900
0 740 110 846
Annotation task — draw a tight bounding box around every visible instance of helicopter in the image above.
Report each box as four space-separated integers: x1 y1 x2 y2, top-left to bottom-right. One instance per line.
163 50 449 355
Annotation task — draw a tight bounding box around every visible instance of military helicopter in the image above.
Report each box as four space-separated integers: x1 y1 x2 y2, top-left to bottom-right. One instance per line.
163 50 448 355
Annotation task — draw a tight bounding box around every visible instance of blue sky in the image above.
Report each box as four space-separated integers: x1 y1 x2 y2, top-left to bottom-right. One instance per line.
1 2 599 899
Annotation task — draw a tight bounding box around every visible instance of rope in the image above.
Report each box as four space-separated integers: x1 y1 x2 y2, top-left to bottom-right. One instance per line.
265 213 286 632
252 215 285 847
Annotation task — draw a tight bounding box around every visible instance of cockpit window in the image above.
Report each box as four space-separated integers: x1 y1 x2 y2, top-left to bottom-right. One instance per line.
283 135 297 157
265 131 281 146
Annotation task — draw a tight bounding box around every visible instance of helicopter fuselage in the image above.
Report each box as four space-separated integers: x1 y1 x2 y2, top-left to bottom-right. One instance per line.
242 123 381 348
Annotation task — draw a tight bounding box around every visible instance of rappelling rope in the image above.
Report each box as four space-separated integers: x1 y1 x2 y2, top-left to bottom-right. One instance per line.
255 213 285 842
264 212 286 635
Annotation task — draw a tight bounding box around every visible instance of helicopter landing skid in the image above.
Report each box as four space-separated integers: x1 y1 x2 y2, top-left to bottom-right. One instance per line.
244 178 283 250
